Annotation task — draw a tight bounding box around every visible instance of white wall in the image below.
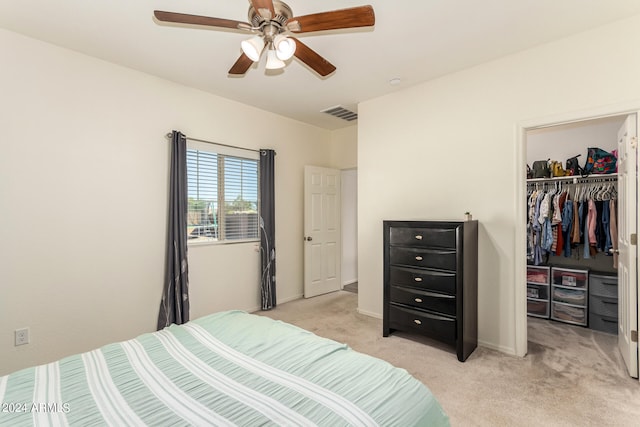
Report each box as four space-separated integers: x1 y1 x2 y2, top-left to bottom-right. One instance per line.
0 28 331 375
357 14 640 353
341 169 358 286
527 116 623 165
329 126 357 169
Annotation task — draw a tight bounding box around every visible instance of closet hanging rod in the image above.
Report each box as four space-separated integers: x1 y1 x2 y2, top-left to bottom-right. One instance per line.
164 132 262 154
527 173 618 184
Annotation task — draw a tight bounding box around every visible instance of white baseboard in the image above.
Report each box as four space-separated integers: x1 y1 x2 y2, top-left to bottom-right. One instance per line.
247 294 304 314
478 339 518 356
356 307 382 319
342 279 358 287
278 294 304 304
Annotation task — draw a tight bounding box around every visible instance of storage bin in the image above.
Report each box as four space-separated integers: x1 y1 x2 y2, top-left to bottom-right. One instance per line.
589 295 618 318
527 266 550 284
590 274 617 298
552 287 586 306
527 283 549 300
552 303 586 325
551 267 588 289
589 312 618 334
527 299 549 318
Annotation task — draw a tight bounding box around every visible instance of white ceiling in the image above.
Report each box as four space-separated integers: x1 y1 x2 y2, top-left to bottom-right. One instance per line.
2 0 640 130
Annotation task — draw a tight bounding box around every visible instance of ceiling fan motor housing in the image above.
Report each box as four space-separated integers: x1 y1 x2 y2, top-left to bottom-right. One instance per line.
249 0 292 32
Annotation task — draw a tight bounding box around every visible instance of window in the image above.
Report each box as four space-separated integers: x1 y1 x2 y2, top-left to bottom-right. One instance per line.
186 142 259 243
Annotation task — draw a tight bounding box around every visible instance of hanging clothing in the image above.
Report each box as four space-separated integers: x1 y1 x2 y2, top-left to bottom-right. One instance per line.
588 199 598 256
562 199 573 257
583 201 591 260
571 200 580 245
526 179 617 265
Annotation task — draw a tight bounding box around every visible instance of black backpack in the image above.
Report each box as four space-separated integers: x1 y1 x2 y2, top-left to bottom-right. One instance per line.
531 160 550 179
565 154 582 176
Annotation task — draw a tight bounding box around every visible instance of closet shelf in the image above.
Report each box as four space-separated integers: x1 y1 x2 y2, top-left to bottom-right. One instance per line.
527 173 617 184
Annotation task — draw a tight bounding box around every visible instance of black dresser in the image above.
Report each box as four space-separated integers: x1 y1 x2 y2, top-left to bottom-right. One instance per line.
383 220 478 362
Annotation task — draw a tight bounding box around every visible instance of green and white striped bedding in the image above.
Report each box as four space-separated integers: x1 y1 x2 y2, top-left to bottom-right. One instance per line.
0 311 449 426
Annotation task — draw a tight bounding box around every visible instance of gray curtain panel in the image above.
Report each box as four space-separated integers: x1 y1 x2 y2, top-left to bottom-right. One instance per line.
158 130 190 329
260 149 276 310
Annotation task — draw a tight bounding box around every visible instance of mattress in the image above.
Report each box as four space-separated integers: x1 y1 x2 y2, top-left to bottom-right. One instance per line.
0 310 449 426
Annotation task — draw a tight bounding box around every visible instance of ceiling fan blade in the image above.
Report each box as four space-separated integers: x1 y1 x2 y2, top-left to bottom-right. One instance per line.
288 5 375 33
292 38 336 77
249 0 275 20
154 10 249 30
228 53 254 75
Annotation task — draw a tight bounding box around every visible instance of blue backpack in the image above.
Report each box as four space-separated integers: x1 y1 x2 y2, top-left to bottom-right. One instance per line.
583 148 616 175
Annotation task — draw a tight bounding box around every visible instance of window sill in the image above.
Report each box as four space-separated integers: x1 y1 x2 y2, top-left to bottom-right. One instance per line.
188 238 260 247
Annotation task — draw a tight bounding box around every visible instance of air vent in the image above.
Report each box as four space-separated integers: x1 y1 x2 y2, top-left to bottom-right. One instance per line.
321 105 358 122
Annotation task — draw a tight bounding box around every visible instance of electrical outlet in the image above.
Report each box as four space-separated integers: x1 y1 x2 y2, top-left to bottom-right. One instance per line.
15 328 29 346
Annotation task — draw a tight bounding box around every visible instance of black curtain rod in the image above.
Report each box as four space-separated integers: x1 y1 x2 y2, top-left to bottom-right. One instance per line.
165 132 261 154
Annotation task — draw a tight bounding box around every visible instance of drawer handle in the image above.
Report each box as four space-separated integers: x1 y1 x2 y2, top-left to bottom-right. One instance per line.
414 277 423 282
415 235 423 240
414 298 423 303
415 256 423 261
414 319 422 325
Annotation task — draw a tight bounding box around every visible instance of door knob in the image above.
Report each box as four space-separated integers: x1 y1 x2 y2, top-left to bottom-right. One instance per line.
305 236 313 241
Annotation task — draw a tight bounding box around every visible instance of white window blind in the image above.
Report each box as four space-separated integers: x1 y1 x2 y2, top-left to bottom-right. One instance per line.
186 144 259 243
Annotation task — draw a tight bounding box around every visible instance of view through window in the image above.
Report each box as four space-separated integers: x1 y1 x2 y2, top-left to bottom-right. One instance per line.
187 145 259 243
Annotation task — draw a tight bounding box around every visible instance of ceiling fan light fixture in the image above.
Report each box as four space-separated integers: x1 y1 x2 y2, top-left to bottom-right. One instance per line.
241 35 264 62
154 3 376 77
274 34 296 61
265 48 286 70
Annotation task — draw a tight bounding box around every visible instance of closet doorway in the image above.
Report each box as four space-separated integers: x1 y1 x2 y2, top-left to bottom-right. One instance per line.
516 107 639 380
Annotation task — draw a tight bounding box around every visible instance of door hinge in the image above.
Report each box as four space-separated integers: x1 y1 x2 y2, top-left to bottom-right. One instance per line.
632 330 638 343
631 233 638 246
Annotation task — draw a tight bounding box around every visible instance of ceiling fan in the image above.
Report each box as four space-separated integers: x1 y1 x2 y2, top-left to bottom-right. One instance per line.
154 0 375 77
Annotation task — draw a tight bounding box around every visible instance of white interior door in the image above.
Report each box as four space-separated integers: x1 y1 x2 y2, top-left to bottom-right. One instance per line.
304 166 341 298
617 113 638 378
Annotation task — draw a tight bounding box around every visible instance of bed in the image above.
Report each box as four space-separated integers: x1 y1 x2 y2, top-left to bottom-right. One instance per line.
0 310 449 426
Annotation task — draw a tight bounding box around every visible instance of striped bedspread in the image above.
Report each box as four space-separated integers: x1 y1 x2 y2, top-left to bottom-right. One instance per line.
0 311 449 426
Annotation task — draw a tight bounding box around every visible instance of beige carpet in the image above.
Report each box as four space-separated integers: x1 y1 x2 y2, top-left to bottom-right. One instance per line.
256 291 640 426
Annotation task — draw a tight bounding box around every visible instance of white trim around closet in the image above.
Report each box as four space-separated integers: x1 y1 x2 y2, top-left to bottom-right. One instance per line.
515 100 640 359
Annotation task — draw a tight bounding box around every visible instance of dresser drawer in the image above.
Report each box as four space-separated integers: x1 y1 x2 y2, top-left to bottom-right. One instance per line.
527 299 549 318
389 226 457 249
389 246 457 270
590 274 617 298
389 266 456 294
527 283 549 300
551 267 588 289
589 294 618 317
527 265 550 284
388 305 456 343
390 286 456 316
551 303 586 325
552 287 586 306
589 312 618 334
